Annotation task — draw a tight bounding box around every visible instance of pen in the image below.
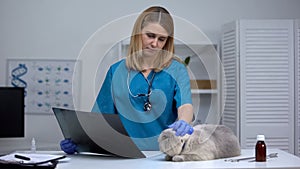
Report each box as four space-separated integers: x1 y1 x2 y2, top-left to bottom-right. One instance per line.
15 154 31 161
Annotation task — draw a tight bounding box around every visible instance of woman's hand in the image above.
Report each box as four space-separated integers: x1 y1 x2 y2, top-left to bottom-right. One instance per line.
168 120 194 136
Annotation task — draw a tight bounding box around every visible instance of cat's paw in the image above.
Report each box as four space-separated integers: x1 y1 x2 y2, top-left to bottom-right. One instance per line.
172 155 185 162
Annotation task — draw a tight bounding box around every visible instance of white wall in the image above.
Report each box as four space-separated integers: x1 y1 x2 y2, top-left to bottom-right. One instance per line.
0 0 300 152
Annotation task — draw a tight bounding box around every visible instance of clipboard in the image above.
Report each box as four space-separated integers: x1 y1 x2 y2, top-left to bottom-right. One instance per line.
0 152 66 169
0 160 58 169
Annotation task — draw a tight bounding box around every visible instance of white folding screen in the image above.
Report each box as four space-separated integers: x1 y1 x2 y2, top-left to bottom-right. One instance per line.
239 20 294 153
221 21 240 138
222 20 295 154
295 19 300 156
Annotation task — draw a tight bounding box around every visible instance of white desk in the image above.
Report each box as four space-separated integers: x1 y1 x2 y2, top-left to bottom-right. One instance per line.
51 149 300 169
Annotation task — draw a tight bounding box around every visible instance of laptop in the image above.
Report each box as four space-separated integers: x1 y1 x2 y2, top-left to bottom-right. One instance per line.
52 107 145 158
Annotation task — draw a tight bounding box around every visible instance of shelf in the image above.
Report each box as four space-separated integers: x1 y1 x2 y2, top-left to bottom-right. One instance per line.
191 89 218 94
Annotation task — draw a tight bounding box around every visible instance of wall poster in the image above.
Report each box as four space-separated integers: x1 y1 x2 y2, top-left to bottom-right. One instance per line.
7 59 81 114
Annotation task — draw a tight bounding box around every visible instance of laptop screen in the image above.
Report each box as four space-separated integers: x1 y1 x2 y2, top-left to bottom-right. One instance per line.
52 107 145 158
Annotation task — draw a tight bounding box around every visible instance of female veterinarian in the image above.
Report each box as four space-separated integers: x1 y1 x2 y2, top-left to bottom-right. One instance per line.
60 6 194 153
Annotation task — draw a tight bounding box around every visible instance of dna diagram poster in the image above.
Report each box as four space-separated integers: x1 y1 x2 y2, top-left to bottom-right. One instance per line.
7 59 80 114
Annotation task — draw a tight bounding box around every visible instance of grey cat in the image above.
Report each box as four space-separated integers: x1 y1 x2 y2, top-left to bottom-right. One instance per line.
158 124 241 162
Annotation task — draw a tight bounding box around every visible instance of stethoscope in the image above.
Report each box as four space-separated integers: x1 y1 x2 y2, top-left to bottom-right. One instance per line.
127 70 156 111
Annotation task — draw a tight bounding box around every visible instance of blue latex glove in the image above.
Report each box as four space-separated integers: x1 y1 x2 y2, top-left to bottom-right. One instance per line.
168 120 194 136
60 139 78 154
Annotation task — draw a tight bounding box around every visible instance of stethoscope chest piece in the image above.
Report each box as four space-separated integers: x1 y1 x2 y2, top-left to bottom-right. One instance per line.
144 101 152 111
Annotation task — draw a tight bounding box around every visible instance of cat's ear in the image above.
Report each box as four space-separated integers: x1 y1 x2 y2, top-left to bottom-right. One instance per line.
158 129 172 142
158 133 166 142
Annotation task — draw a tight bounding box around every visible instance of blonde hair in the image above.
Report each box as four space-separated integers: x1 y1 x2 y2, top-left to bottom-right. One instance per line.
126 6 180 72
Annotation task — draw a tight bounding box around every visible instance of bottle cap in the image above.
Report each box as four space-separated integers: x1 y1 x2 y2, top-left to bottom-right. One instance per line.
257 135 265 141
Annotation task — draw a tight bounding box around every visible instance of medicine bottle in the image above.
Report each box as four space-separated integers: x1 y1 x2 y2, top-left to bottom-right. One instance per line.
31 137 36 153
255 135 266 162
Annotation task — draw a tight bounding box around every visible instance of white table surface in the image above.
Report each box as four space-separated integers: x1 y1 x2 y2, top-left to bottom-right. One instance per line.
45 149 300 169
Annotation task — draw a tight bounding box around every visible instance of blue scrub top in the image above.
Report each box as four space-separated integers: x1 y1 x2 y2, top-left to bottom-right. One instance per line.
92 59 192 150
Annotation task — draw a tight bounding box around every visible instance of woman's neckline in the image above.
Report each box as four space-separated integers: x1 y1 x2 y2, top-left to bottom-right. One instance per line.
141 68 153 78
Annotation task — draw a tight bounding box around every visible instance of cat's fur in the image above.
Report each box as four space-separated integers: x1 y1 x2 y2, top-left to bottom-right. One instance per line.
158 124 241 162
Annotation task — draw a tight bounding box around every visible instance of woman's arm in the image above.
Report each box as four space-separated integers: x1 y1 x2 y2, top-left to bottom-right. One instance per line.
167 61 195 136
168 103 194 136
178 103 194 123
